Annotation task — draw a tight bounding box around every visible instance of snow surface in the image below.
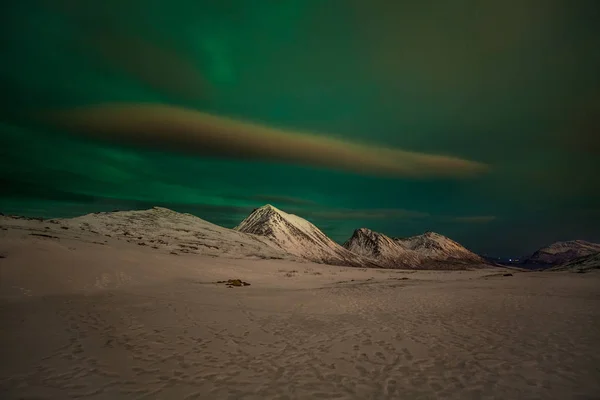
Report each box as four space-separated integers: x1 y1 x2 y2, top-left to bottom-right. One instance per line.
1 215 599 399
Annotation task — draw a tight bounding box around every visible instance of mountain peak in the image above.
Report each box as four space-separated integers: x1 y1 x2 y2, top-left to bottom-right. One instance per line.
236 204 304 233
235 206 380 267
345 227 485 269
246 204 291 220
258 204 279 212
344 228 419 266
418 231 446 240
354 227 375 236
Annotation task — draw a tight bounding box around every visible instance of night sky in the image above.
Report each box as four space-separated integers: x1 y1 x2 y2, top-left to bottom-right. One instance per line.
1 1 599 257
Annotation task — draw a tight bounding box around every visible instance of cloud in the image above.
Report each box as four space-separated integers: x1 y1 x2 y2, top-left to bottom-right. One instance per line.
291 207 429 220
446 216 497 223
83 32 210 100
564 208 600 219
349 0 565 93
557 99 600 155
42 103 488 179
247 195 317 206
42 0 210 99
217 194 429 221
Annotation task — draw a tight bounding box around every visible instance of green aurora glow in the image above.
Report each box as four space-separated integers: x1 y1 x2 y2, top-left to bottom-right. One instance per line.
1 0 599 256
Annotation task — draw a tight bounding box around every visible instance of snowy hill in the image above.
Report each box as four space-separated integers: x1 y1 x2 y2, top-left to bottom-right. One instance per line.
396 231 485 264
548 252 600 272
344 228 486 269
64 207 291 260
525 240 600 265
235 205 381 267
0 206 488 269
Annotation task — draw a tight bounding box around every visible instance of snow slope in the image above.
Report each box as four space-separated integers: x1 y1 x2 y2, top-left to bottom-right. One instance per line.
64 207 292 260
235 205 381 267
344 228 486 269
548 252 600 272
343 228 420 268
397 231 485 264
0 206 486 269
525 240 600 265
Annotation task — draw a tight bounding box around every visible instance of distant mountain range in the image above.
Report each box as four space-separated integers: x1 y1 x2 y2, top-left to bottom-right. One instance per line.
2 204 598 271
234 205 381 268
484 240 600 272
523 240 600 266
235 205 489 269
343 228 484 270
548 252 600 272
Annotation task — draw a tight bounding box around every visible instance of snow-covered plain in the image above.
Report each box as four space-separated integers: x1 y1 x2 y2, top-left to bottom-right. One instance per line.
1 212 600 399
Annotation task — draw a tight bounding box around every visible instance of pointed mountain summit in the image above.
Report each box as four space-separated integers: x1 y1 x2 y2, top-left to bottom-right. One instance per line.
344 228 486 269
235 205 381 267
525 240 600 265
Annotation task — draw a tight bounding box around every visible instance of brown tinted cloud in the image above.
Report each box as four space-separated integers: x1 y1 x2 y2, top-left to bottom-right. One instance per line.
43 103 488 179
45 0 208 99
559 99 600 155
448 216 497 224
84 33 209 100
349 0 564 93
302 208 429 220
249 195 317 207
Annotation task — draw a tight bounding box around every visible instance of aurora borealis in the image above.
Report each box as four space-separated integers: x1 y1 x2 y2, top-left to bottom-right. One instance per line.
1 1 599 256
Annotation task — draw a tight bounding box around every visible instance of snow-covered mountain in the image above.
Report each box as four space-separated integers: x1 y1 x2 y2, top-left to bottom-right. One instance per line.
548 252 600 272
235 205 381 267
343 228 486 269
65 207 292 260
525 240 600 265
343 228 421 268
396 231 485 264
0 205 489 269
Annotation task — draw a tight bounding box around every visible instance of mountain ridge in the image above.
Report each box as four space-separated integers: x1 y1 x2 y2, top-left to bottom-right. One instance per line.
524 240 600 265
5 205 570 270
343 227 486 269
63 206 293 260
548 252 600 272
234 204 382 267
